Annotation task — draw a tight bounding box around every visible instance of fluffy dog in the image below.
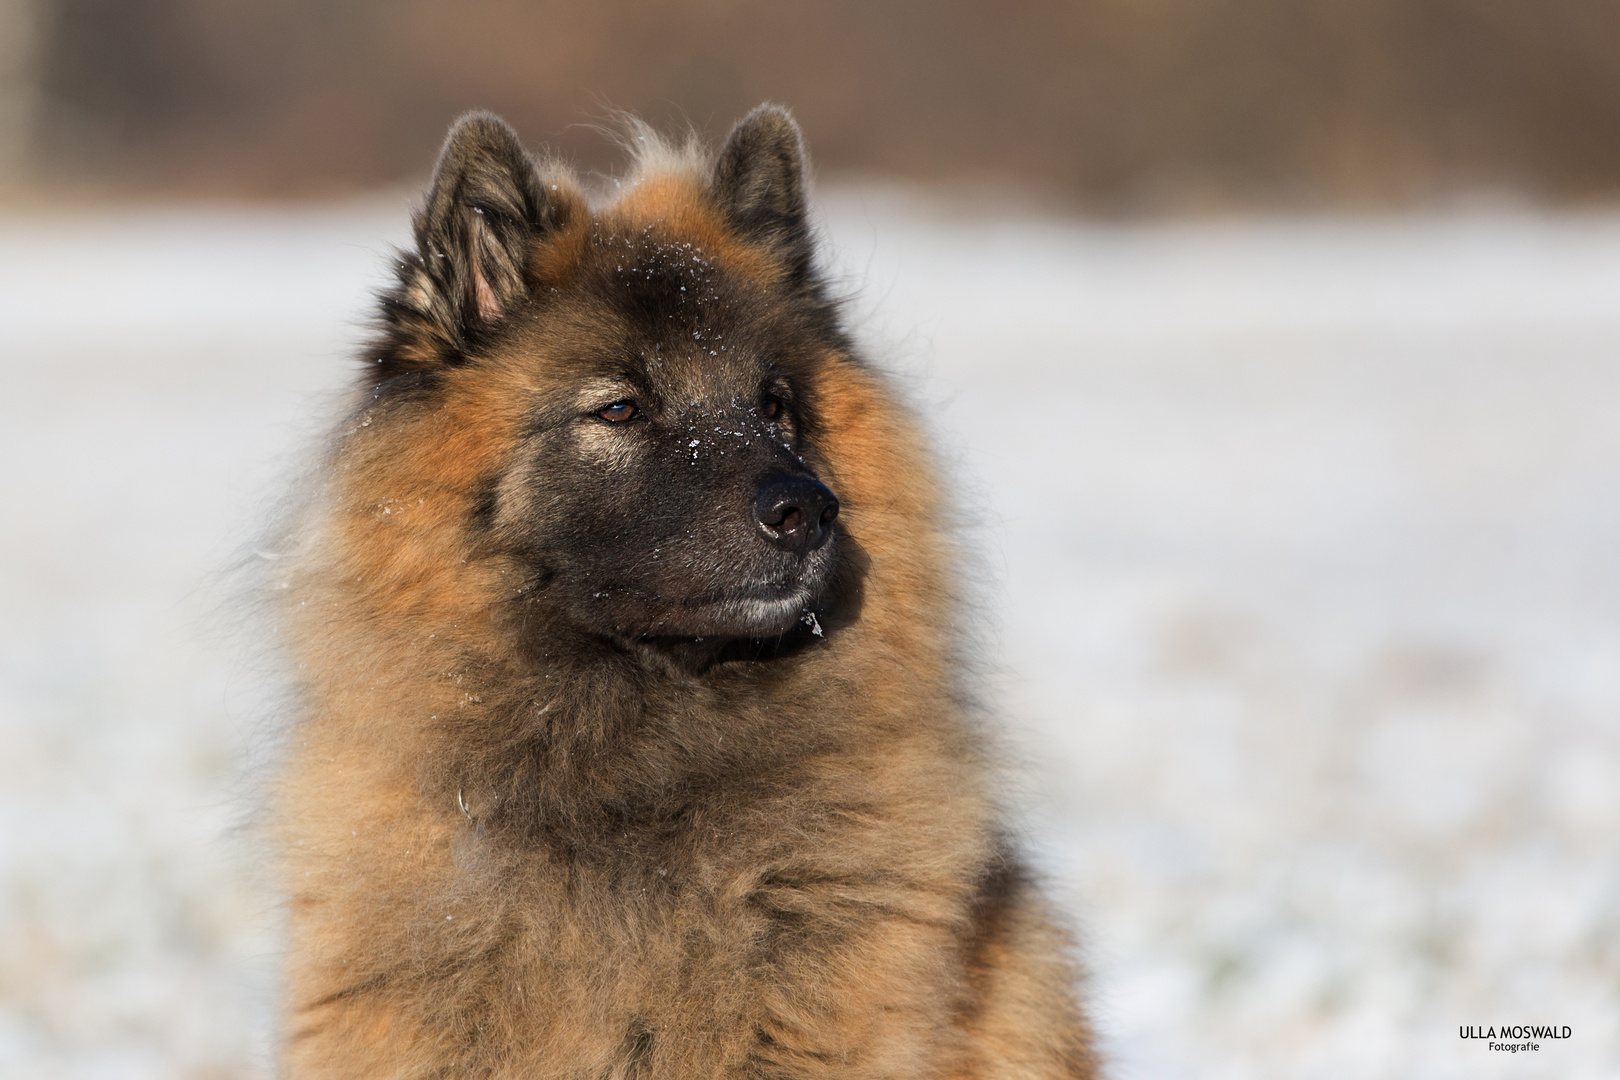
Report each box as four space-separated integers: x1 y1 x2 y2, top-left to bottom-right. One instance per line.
273 104 1098 1079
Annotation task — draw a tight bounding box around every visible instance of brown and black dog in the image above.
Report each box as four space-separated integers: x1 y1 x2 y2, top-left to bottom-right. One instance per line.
273 104 1098 1079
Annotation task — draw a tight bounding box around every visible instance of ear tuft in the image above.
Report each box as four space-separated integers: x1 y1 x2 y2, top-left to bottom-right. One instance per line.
375 112 576 373
712 104 814 282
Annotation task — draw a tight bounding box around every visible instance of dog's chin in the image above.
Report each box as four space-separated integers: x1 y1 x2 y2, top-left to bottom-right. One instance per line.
558 542 839 642
686 589 819 638
628 585 819 640
560 576 826 642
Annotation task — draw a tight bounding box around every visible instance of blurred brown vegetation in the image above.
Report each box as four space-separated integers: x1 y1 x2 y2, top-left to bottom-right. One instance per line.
8 0 1620 209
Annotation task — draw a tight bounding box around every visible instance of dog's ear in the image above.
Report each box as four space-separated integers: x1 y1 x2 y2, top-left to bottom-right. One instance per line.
377 112 576 372
713 104 814 283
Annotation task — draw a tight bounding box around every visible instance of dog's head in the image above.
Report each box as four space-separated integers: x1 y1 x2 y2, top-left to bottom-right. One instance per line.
364 107 853 642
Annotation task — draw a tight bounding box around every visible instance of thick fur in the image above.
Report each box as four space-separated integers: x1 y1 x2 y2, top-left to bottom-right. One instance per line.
273 105 1098 1079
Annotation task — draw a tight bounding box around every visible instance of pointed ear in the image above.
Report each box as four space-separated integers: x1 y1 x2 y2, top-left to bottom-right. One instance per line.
712 104 814 282
378 112 576 371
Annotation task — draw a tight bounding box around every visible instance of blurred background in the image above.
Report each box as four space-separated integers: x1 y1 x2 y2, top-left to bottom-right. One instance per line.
3 2 1620 1079
10 0 1620 207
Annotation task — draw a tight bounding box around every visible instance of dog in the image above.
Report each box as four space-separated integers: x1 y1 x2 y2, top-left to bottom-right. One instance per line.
272 103 1098 1079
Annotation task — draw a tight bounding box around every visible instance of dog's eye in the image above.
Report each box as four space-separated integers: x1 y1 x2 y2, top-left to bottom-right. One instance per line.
597 400 639 423
762 396 783 419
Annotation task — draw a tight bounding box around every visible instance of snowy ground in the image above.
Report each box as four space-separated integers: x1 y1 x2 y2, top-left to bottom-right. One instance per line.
3 192 1618 1079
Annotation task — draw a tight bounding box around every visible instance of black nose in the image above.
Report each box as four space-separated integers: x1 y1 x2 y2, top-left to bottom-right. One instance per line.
752 472 839 553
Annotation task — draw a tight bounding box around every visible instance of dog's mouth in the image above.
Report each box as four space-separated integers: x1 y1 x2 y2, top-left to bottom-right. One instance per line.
669 583 820 637
562 539 838 640
623 576 825 639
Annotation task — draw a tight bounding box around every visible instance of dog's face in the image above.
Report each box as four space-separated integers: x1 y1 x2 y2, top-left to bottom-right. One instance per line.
366 108 850 643
489 222 842 639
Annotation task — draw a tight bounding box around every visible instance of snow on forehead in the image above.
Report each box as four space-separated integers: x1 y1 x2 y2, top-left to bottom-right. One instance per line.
593 221 768 389
596 222 724 293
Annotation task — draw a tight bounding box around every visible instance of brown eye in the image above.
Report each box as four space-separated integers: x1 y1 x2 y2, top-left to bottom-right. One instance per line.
763 396 783 419
597 400 639 423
